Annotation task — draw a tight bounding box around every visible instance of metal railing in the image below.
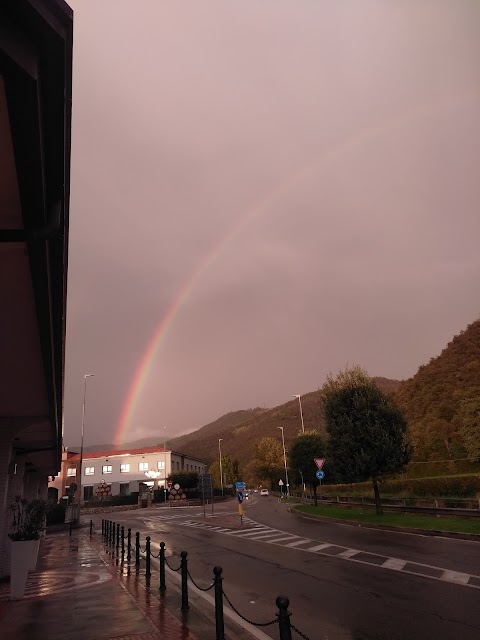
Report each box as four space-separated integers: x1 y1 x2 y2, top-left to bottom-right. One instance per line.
100 518 309 640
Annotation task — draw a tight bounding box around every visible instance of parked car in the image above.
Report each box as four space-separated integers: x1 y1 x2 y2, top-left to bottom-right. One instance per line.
260 489 269 496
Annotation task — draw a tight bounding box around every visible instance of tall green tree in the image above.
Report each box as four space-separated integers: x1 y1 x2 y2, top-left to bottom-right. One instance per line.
289 431 326 506
323 366 411 515
208 455 240 489
252 437 284 488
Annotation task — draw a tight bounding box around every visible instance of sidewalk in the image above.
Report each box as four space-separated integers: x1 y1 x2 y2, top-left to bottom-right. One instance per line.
0 528 197 640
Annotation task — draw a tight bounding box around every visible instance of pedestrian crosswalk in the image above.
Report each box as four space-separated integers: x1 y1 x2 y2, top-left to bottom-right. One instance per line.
147 513 480 591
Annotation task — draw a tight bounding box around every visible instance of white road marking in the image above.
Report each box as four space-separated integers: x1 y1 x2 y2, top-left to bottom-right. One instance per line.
337 549 360 559
382 558 406 571
440 570 471 585
266 536 301 544
307 543 333 552
247 532 286 541
284 539 313 547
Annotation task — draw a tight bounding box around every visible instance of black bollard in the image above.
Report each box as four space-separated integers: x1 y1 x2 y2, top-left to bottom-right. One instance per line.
180 551 189 611
159 542 166 593
145 537 151 578
111 522 115 547
116 523 120 550
109 521 113 545
102 519 105 537
90 519 93 536
276 596 292 640
127 528 132 561
121 526 125 560
135 532 140 568
213 566 225 640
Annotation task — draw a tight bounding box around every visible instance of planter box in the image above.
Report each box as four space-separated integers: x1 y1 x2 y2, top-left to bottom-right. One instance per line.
10 540 36 599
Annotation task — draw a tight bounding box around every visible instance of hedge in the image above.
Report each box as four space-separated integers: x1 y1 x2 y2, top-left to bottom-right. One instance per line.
318 475 480 498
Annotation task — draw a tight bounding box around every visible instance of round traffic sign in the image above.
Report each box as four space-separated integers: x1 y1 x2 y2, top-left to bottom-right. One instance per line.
316 470 325 480
174 483 180 490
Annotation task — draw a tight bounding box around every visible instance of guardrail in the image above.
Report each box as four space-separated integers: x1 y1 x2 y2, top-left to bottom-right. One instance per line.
98 518 309 640
279 493 480 517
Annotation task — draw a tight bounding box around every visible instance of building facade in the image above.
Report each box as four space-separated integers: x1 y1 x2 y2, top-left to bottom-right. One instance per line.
49 447 207 503
0 0 72 578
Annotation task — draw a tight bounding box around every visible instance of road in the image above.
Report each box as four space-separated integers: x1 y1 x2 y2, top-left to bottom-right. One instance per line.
91 495 480 640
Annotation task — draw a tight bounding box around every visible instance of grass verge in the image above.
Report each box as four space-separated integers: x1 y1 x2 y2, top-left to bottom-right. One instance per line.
294 504 480 534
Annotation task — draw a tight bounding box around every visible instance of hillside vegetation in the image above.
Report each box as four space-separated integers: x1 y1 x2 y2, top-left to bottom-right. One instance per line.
166 378 400 469
395 319 480 462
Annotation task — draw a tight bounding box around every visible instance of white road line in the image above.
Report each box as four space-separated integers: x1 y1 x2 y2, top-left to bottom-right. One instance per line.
337 549 360 559
306 543 333 552
247 532 285 541
382 558 406 571
228 529 276 537
441 570 471 585
267 536 301 544
283 539 312 548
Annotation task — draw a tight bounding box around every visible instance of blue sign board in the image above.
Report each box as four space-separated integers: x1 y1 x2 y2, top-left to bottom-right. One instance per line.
316 470 325 481
235 481 245 491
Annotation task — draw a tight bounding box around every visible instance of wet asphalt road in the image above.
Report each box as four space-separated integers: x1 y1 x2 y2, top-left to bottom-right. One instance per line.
92 496 480 640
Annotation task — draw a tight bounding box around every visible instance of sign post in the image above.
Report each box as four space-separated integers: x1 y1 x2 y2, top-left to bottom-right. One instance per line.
236 482 245 525
278 478 284 497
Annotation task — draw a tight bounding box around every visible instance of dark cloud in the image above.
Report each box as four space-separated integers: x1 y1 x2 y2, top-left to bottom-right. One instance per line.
64 0 480 447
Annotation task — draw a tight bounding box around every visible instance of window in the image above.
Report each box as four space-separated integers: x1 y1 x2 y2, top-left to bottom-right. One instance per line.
85 467 94 476
119 483 130 496
67 468 76 477
83 486 93 501
139 462 148 471
176 461 180 470
102 465 112 474
120 464 130 473
157 461 165 470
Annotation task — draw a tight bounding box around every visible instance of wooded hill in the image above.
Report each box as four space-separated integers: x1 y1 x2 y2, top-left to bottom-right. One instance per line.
395 318 480 462
166 378 401 469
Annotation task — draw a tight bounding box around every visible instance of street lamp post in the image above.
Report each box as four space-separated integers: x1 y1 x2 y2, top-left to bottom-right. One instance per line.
218 439 224 497
299 470 306 497
293 395 305 433
163 427 167 505
78 374 94 515
277 426 289 498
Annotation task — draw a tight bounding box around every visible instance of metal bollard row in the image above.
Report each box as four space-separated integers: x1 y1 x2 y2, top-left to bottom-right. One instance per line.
100 522 298 640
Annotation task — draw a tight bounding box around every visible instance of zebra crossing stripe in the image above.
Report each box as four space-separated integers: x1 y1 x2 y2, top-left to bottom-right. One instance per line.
284 539 312 548
440 570 470 585
247 532 285 541
382 558 406 571
337 549 360 559
307 543 333 552
268 536 302 544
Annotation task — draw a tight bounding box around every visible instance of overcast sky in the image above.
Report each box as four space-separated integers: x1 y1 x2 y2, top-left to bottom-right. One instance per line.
63 0 480 448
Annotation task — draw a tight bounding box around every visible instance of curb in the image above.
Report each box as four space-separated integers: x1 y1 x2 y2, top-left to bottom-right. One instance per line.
291 507 480 542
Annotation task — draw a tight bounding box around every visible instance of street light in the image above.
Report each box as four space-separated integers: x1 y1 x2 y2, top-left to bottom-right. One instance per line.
277 427 289 497
218 438 224 497
293 394 305 433
78 373 94 513
163 426 167 505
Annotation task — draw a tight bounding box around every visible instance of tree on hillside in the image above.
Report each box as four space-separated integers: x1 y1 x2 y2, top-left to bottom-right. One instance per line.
323 366 411 515
289 431 326 506
208 461 221 488
458 394 480 460
252 437 284 488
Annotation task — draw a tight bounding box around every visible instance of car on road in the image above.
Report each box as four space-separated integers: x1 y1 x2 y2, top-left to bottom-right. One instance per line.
260 489 269 496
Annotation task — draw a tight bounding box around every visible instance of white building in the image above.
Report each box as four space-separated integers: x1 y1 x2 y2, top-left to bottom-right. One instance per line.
49 447 207 503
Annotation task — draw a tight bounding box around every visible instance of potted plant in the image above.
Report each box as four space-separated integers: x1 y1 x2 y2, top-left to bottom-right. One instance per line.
8 496 47 599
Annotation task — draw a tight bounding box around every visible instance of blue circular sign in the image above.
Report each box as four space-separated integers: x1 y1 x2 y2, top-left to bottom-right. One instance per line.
316 470 325 480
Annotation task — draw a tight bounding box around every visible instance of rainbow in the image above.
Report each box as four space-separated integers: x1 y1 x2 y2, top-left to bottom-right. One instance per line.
114 90 479 446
